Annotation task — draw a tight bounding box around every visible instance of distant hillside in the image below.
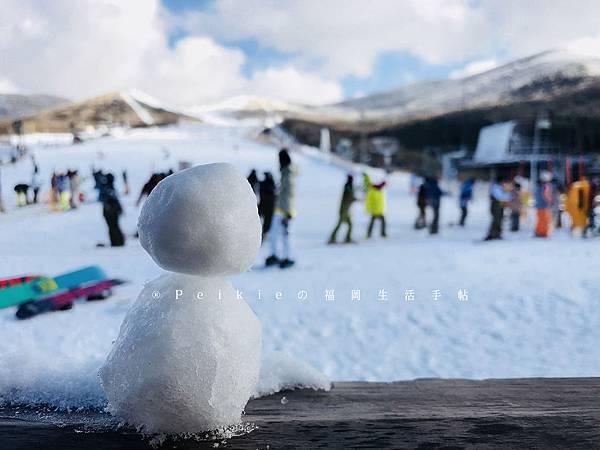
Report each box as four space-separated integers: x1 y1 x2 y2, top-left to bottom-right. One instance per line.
0 90 196 135
281 48 600 155
0 94 68 120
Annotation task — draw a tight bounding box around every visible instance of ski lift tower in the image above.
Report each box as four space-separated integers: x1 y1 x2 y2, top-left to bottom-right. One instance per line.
531 111 552 185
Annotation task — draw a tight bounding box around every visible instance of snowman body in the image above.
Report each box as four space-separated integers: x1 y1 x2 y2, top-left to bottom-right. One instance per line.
100 163 262 433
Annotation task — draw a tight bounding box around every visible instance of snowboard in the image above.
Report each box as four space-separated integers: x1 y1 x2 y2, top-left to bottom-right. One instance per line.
0 266 106 309
0 275 41 290
16 278 125 320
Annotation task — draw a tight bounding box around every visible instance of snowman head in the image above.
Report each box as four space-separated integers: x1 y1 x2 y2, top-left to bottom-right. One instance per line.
138 163 261 276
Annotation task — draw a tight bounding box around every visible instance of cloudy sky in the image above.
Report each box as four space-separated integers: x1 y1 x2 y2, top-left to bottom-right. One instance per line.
1 0 600 106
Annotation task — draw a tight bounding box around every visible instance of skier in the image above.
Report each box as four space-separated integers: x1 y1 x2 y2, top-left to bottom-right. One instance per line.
363 173 387 239
414 182 427 229
565 177 591 237
266 149 297 268
101 173 125 247
484 176 511 241
247 169 259 196
534 171 554 238
509 182 522 232
14 183 29 207
328 174 357 244
258 171 276 239
423 177 442 234
458 177 475 227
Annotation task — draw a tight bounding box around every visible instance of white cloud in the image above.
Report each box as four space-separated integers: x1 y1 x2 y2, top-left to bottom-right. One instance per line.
450 58 499 79
179 0 600 80
247 67 343 104
0 0 342 106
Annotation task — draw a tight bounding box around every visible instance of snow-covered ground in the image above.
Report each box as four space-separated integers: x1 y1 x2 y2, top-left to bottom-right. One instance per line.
0 123 599 410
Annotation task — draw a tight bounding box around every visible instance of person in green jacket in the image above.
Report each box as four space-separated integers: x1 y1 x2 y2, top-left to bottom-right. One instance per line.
363 173 387 238
328 174 357 244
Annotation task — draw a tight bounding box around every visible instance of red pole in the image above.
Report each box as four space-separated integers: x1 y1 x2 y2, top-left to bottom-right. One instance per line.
565 157 572 186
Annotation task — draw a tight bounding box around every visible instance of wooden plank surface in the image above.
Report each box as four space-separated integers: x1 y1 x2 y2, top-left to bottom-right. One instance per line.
2 378 600 449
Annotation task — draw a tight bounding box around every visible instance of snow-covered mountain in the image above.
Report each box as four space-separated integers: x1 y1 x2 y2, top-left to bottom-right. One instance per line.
335 47 600 121
0 94 68 120
0 90 195 135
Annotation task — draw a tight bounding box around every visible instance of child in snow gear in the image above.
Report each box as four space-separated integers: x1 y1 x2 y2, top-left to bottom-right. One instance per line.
534 171 554 238
258 172 276 239
485 176 512 240
31 160 40 204
415 182 427 229
587 177 600 236
424 177 442 234
459 178 475 227
565 177 591 237
363 173 387 238
56 173 71 211
329 174 357 244
267 149 297 268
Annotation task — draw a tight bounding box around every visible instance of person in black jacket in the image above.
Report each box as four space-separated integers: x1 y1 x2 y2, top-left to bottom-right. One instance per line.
415 182 427 229
101 174 125 247
258 171 276 239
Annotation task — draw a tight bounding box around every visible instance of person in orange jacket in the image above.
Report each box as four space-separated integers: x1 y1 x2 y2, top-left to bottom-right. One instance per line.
565 177 591 237
534 171 555 238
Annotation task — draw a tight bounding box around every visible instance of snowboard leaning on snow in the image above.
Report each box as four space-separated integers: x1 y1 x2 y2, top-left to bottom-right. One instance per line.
0 266 107 309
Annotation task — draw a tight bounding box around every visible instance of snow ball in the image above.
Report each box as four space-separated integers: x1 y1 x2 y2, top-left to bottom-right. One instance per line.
138 163 261 276
99 273 261 434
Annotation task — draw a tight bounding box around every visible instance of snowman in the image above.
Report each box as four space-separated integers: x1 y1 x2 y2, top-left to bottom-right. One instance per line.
100 162 262 434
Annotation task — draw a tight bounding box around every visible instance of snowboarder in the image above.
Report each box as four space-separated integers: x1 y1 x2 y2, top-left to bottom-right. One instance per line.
415 182 427 229
458 177 475 227
266 149 297 268
534 171 554 238
484 176 511 241
258 171 276 239
509 181 522 232
247 169 259 196
328 174 357 244
101 174 125 247
364 173 387 239
424 177 442 234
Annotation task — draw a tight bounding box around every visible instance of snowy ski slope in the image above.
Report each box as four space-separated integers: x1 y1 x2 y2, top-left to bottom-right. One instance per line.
0 123 598 410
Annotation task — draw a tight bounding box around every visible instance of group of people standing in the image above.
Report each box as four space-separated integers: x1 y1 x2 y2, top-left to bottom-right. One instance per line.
247 148 298 269
483 171 599 241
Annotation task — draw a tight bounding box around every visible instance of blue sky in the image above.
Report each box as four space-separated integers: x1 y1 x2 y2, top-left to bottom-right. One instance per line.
161 0 473 98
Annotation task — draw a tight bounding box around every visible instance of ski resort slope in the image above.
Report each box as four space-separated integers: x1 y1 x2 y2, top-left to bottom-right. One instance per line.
0 123 599 410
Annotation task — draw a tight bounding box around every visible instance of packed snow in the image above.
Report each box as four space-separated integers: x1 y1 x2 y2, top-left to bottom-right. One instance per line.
138 163 261 275
0 122 599 416
102 163 264 433
101 273 261 433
